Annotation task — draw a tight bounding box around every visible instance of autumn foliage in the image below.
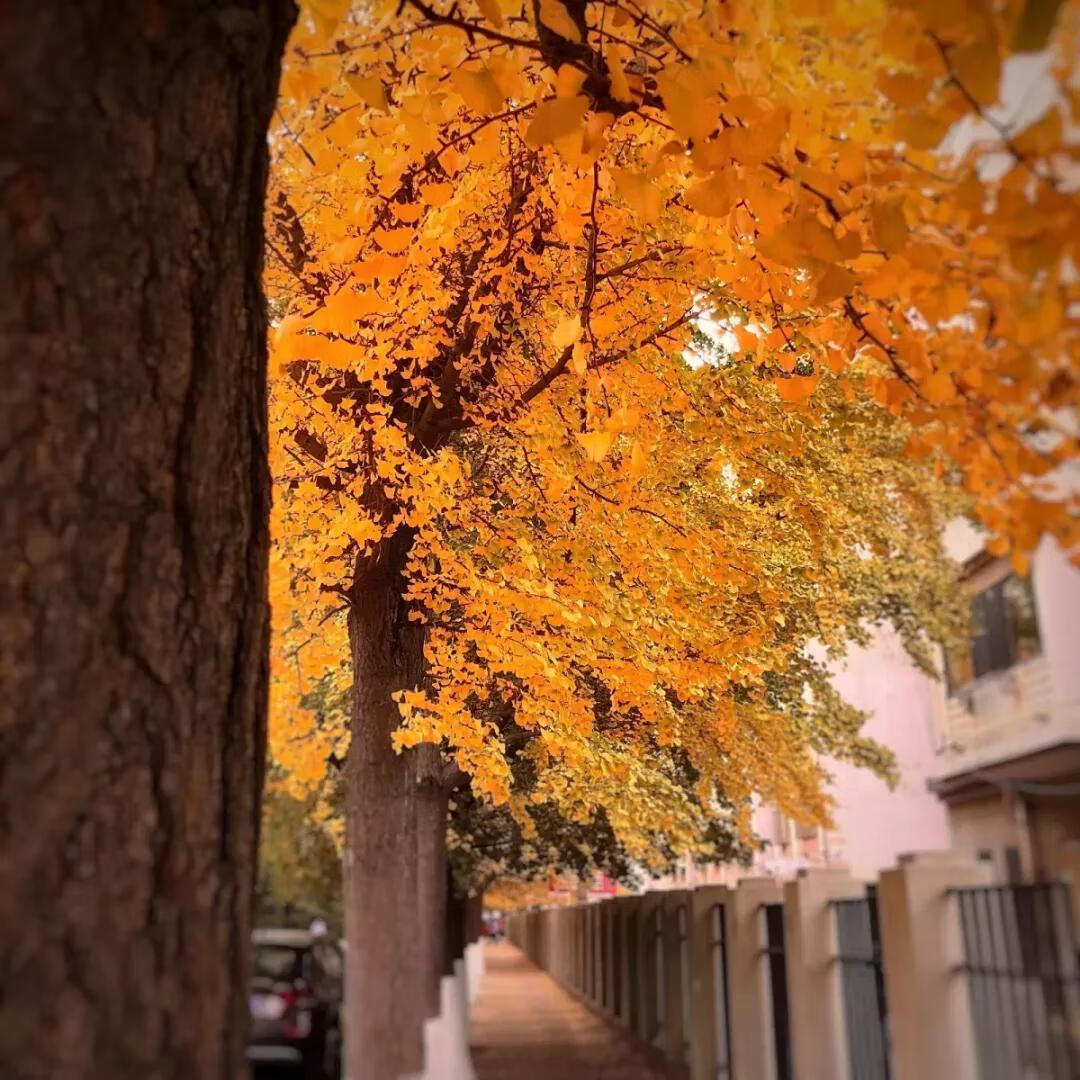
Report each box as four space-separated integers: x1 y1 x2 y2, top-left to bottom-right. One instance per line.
265 0 1078 882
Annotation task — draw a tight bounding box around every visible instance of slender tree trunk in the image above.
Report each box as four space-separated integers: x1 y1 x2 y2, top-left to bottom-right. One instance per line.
0 3 294 1079
444 874 468 976
345 535 426 1080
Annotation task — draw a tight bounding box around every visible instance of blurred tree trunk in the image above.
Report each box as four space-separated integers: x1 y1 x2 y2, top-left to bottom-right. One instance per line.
346 536 427 1080
0 3 294 1078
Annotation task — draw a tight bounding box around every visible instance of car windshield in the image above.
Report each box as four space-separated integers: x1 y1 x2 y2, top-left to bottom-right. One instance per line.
253 945 302 981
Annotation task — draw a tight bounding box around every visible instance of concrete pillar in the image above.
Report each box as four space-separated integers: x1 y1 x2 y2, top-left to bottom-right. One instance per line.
600 900 615 1013
616 895 641 1030
571 905 583 992
687 885 734 1080
662 890 691 1065
636 891 665 1048
783 867 863 1080
1058 839 1080 929
877 851 992 1080
416 965 477 1080
464 938 485 1004
591 902 603 1004
727 877 783 1080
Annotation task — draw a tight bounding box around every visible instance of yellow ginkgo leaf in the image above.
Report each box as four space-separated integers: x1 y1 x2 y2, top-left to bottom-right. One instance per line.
525 95 588 147
775 373 821 403
577 429 616 462
453 66 505 115
553 313 583 350
373 227 413 254
871 199 908 253
393 202 424 224
474 0 504 28
555 64 587 98
684 172 734 218
537 0 583 42
611 167 663 224
346 73 388 113
922 370 956 405
420 182 454 207
570 342 589 375
812 262 856 305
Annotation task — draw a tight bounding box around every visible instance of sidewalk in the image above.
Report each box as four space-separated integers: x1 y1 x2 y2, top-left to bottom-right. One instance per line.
470 942 670 1080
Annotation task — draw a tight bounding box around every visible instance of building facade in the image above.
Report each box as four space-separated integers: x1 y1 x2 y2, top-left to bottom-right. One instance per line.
663 522 1080 891
928 521 1080 885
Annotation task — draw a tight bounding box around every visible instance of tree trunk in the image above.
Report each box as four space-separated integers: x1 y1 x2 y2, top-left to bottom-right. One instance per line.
0 4 294 1079
416 769 450 1022
444 874 468 976
345 534 427 1080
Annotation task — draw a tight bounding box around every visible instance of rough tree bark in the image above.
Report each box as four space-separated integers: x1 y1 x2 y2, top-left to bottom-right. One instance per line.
0 3 294 1079
416 771 450 1021
345 534 427 1080
345 527 459 1080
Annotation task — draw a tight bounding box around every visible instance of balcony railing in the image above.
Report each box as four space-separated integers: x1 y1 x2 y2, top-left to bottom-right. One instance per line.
940 655 1054 757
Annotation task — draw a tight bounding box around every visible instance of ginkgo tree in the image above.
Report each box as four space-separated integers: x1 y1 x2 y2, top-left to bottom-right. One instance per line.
266 0 1078 1075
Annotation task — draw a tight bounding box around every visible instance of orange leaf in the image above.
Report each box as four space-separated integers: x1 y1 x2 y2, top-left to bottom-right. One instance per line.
526 95 588 147
577 429 615 461
420 182 454 207
373 227 413 254
537 0 583 42
775 374 821 402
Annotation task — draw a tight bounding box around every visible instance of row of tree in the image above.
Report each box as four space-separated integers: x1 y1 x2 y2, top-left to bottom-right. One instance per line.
2 1 1076 1078
264 0 1078 1076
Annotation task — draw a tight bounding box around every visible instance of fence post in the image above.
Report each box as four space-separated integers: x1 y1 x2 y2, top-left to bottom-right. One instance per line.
593 902 605 1004
601 899 616 1013
728 877 784 1079
574 902 582 989
687 885 733 1080
662 890 691 1065
618 895 641 1030
637 891 664 1046
1059 839 1080 929
877 851 991 1080
783 867 863 1080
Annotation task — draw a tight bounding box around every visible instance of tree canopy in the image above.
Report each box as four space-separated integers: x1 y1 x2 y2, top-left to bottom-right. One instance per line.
265 0 1078 877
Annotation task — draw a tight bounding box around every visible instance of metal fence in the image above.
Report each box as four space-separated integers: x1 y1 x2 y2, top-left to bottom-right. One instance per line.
835 886 891 1080
955 882 1080 1080
712 903 733 1080
763 902 793 1080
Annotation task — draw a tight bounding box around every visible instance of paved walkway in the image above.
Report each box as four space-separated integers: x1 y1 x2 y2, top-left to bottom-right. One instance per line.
470 942 669 1080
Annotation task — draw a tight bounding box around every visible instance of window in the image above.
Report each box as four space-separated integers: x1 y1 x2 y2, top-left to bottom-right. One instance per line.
947 572 1041 691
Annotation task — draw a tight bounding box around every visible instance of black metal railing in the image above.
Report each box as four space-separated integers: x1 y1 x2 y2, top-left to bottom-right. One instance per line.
955 882 1080 1080
712 903 733 1080
834 886 891 1080
763 902 793 1080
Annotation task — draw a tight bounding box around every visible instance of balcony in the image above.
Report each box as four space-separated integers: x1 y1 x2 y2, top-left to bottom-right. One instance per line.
939 655 1054 762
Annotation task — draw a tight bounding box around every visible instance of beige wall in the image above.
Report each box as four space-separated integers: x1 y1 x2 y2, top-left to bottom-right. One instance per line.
947 793 1020 879
1029 793 1080 880
946 790 1080 883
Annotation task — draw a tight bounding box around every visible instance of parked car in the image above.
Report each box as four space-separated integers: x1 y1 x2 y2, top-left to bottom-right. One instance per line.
248 928 343 1078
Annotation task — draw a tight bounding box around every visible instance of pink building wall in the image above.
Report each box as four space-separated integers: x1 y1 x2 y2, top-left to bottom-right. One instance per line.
823 631 951 880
